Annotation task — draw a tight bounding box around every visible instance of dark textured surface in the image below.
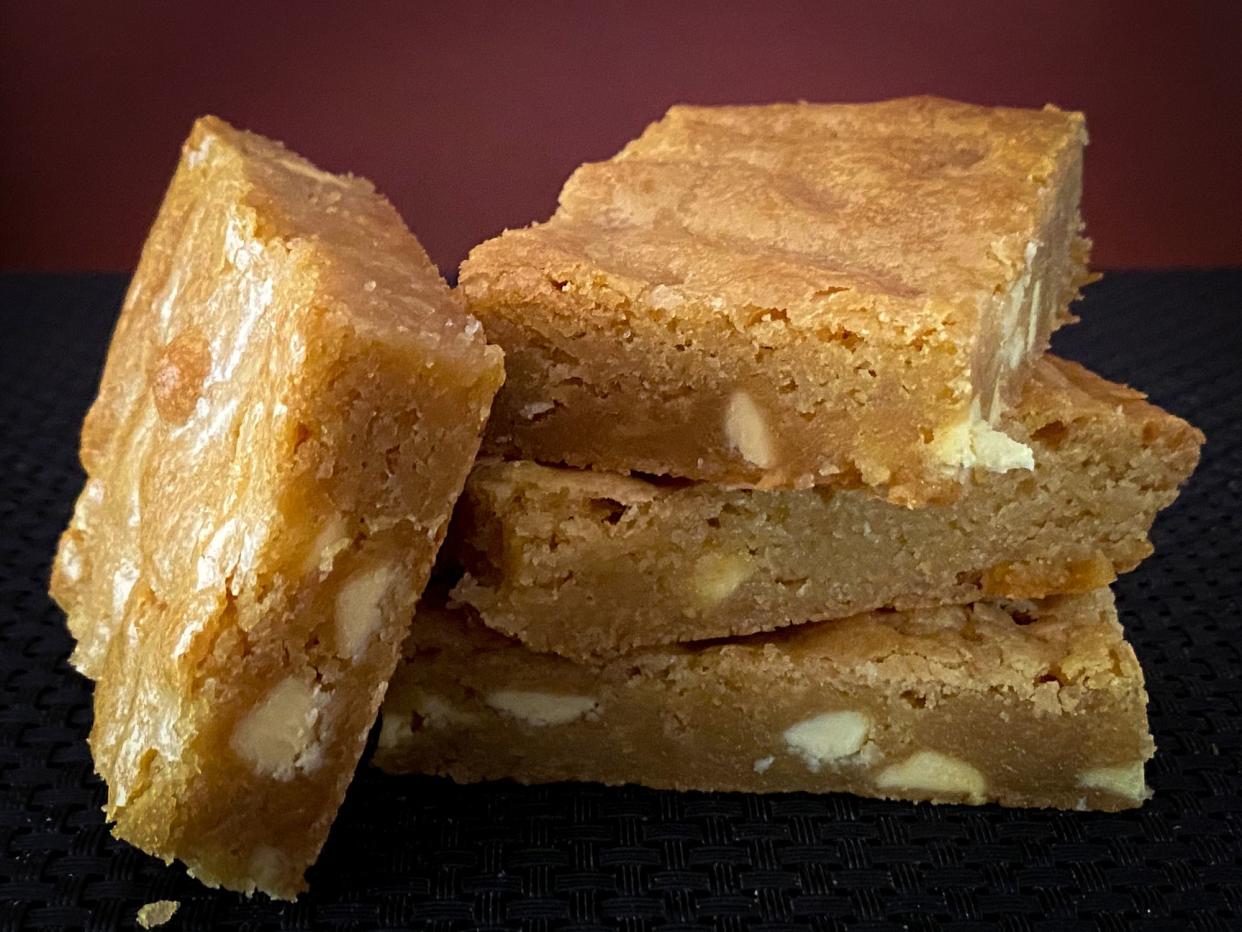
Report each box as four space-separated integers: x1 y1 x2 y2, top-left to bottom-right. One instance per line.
0 272 1239 931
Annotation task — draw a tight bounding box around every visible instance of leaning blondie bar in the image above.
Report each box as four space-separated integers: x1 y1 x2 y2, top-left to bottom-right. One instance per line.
450 357 1201 657
376 589 1152 812
50 117 504 898
462 97 1092 503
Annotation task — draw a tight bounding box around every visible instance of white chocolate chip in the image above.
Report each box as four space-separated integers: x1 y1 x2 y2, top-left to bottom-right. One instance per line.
1077 761 1148 800
875 751 986 803
996 241 1040 370
931 416 974 468
753 756 775 774
931 399 1033 473
519 400 556 419
691 551 754 607
970 420 1034 472
415 694 475 729
724 390 776 469
485 690 598 726
230 677 324 780
783 711 871 771
334 562 398 660
377 713 408 750
1000 270 1033 368
301 514 350 578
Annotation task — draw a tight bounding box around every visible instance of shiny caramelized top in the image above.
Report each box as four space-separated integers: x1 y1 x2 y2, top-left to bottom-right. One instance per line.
462 97 1085 339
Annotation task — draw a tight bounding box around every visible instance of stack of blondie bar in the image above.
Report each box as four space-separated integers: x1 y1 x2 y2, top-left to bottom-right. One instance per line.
51 98 1201 900
373 99 1202 813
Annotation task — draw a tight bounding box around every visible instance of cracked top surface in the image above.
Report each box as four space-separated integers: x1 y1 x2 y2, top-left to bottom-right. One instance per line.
463 97 1086 341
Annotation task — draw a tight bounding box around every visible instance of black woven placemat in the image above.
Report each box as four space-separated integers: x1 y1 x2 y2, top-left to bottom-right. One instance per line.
1 272 1239 931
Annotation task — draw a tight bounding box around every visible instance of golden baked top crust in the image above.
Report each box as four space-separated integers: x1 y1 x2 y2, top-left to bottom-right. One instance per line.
463 97 1087 342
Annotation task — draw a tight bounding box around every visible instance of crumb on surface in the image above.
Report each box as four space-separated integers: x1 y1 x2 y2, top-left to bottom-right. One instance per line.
137 900 179 929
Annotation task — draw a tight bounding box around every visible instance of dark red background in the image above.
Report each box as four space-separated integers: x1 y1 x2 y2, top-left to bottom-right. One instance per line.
3 1 1239 274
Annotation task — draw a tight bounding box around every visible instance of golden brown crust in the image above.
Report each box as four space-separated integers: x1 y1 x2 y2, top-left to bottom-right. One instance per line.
49 116 503 898
470 98 1086 334
462 98 1091 500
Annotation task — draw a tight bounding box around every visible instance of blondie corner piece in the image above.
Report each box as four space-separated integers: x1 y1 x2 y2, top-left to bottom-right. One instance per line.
462 96 1093 504
49 117 504 898
376 589 1153 812
450 357 1203 657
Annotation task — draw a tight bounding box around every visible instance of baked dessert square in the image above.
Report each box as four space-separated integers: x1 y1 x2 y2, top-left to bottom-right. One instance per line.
450 357 1202 657
50 117 504 898
462 96 1092 504
376 589 1153 812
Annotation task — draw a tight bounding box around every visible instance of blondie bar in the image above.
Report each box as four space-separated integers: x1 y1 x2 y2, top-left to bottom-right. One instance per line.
50 117 504 897
450 357 1202 657
376 589 1152 812
461 97 1092 504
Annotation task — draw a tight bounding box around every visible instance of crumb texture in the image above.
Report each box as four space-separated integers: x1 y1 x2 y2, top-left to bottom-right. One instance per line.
378 589 1154 812
450 356 1202 658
